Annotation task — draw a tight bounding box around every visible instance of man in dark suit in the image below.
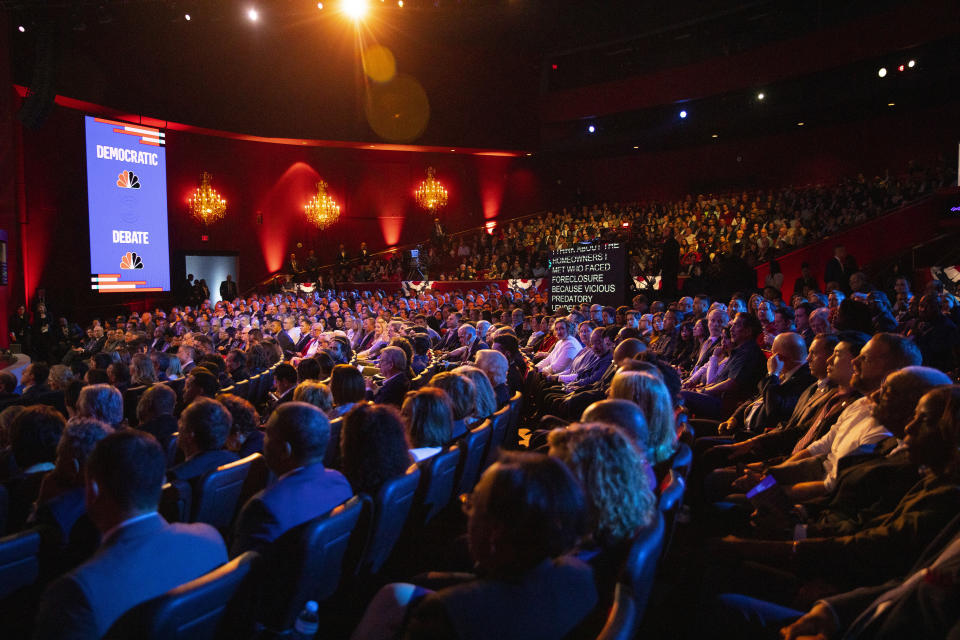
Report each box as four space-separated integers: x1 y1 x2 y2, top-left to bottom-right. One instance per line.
231 402 352 555
452 324 488 364
148 327 169 353
33 430 227 639
336 244 350 265
713 510 960 640
219 274 239 302
436 312 462 352
225 349 251 383
791 262 820 300
271 320 297 358
20 362 51 401
369 346 410 407
286 252 301 276
824 244 858 293
177 345 197 374
270 363 298 410
167 397 239 482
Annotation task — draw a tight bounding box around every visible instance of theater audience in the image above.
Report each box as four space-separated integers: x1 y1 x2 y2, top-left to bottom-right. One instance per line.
231 402 352 555
33 430 227 639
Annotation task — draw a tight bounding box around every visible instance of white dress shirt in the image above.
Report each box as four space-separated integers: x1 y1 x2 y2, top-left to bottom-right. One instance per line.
536 336 583 376
806 396 890 490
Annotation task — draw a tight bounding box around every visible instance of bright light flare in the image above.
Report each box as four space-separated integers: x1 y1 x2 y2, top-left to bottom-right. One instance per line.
247 7 259 21
342 0 369 21
679 110 687 119
878 67 887 78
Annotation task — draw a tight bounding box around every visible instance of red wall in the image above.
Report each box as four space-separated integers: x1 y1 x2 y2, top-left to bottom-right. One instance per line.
0 14 16 345
16 103 543 313
545 101 960 203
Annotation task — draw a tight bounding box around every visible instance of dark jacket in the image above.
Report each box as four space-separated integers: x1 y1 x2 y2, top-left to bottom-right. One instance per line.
372 373 410 407
167 449 239 483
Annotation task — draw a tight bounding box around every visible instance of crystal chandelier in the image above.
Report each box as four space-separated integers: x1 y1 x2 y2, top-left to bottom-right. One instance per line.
304 180 341 230
414 166 448 212
188 172 227 226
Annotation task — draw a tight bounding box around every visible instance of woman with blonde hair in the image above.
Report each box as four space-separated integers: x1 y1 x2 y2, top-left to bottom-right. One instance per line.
358 318 390 361
609 370 677 474
128 353 157 387
452 365 497 423
400 386 454 462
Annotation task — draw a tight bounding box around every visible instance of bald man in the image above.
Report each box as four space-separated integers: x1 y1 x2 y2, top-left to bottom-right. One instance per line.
718 332 815 438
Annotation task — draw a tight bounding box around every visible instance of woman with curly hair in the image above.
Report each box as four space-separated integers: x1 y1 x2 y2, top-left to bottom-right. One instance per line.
548 422 656 548
609 370 678 481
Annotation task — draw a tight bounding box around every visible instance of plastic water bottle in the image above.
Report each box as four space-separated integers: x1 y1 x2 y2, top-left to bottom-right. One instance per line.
293 600 319 639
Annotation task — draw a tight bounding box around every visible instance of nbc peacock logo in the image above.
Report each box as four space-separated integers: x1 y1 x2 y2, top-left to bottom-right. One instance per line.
120 251 144 270
116 170 141 189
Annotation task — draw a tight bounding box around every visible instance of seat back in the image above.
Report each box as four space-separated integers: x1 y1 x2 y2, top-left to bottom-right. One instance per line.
159 481 193 524
324 417 344 469
220 385 235 396
234 453 271 519
507 390 523 431
0 529 41 599
657 471 685 562
257 371 274 405
670 442 692 480
623 511 665 621
246 374 263 404
454 420 491 497
0 483 8 536
190 454 258 531
166 434 180 468
355 466 420 577
595 583 637 640
257 497 363 631
166 378 186 402
124 385 150 427
482 406 512 470
232 379 250 400
414 446 461 526
105 551 259 640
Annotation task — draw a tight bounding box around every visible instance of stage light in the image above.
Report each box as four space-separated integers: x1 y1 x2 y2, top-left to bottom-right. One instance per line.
317 2 324 8
587 125 596 133
18 25 25 32
898 64 905 72
342 0 368 21
633 146 639 149
711 134 718 138
888 102 895 107
797 121 805 126
247 7 259 21
908 59 916 68
679 110 687 119
878 67 887 78
398 0 403 7
184 14 191 20
757 92 765 100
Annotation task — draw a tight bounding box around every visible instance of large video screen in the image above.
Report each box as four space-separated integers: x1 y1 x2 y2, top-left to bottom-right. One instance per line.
549 241 625 308
85 115 170 292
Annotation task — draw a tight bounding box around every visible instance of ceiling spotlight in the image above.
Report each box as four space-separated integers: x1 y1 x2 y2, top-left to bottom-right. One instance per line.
797 121 805 126
184 13 191 20
18 25 26 32
247 7 259 21
908 59 916 68
711 134 718 138
878 67 887 78
757 92 765 101
888 102 895 107
679 110 687 119
587 125 596 134
633 146 639 150
342 0 368 20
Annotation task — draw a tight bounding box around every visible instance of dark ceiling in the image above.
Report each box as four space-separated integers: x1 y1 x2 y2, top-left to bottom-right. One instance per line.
4 0 927 149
